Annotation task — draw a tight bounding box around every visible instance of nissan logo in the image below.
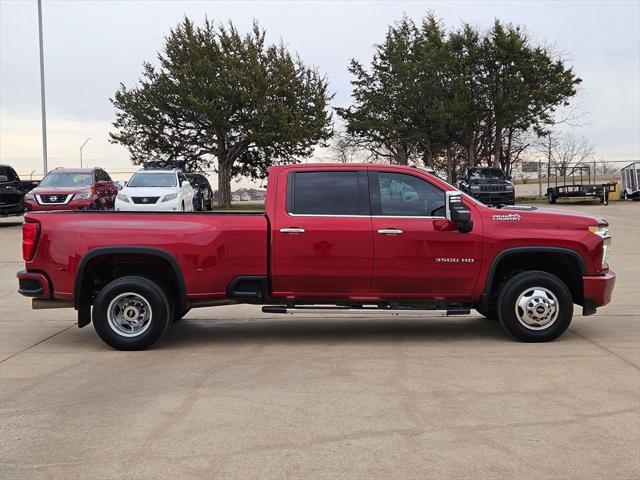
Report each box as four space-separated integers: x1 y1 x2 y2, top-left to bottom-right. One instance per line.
50 195 58 202
142 197 149 203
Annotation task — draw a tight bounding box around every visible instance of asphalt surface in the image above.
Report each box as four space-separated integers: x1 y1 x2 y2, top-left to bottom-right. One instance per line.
1 202 638 480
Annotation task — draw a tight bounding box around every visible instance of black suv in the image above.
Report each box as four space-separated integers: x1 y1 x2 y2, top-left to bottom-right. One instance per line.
457 167 515 206
185 173 214 211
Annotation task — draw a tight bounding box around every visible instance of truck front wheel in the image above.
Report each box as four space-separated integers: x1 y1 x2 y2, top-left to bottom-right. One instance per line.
92 276 171 350
497 271 573 342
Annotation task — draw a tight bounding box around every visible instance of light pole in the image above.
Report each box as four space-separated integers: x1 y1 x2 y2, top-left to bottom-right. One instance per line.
37 0 48 174
80 138 91 168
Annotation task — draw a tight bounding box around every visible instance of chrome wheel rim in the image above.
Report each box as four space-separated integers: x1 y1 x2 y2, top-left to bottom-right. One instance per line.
107 292 152 337
514 286 559 330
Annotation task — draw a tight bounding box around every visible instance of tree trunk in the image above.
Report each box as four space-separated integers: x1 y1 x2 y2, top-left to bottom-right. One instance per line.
493 125 502 168
467 136 476 167
217 161 232 208
424 150 433 168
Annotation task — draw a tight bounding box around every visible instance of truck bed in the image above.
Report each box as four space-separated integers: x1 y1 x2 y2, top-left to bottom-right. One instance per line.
24 210 268 300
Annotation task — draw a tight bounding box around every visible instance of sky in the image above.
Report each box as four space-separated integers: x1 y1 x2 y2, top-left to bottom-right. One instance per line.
1 0 639 184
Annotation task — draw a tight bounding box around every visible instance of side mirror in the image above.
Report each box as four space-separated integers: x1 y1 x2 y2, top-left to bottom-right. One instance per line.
445 191 473 233
183 181 191 188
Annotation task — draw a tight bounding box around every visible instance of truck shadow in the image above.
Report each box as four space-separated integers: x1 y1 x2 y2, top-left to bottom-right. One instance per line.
159 316 507 347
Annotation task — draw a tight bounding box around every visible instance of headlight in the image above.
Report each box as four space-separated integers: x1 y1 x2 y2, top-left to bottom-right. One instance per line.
24 193 35 201
506 184 514 191
161 193 178 202
470 185 480 191
116 194 130 203
589 225 611 269
75 192 91 200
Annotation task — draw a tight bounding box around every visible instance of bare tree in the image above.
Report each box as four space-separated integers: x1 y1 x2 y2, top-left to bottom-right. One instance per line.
328 128 414 165
537 132 594 176
596 160 616 177
500 127 533 177
331 129 361 163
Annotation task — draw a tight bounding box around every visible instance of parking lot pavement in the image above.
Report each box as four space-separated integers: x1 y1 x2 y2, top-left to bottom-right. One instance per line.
1 203 638 480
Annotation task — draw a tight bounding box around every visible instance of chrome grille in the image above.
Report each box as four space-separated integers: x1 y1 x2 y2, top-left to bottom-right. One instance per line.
480 185 505 192
38 194 70 204
131 196 160 204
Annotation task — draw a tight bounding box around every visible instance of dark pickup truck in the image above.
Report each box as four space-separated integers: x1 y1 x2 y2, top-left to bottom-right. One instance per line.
17 164 615 350
0 164 39 217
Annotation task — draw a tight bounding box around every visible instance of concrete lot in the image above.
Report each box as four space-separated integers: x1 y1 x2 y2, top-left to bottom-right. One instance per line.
1 203 638 480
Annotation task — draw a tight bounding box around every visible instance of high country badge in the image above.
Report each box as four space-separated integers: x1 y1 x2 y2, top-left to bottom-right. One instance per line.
492 213 521 221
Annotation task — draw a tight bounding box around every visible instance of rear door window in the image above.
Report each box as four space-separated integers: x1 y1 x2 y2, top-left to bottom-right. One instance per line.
288 171 369 215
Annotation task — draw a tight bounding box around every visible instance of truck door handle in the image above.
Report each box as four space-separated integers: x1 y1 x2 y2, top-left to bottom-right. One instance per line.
377 228 403 235
280 227 305 234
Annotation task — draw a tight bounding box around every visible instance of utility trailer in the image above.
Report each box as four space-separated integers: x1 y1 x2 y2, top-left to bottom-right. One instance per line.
620 162 639 200
546 165 616 205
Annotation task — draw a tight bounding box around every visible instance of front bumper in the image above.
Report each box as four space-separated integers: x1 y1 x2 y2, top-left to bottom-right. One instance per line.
115 197 182 211
0 203 24 216
25 199 93 211
470 191 515 206
582 271 616 315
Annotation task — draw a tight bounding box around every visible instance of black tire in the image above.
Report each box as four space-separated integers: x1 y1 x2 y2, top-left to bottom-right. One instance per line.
547 192 557 204
92 276 171 350
622 191 628 201
497 271 573 342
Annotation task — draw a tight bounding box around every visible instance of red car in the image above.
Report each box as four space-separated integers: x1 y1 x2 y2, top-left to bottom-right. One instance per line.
17 164 615 350
24 167 118 211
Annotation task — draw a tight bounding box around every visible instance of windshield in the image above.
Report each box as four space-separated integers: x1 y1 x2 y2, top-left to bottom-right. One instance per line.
128 172 176 187
40 172 93 188
468 168 506 180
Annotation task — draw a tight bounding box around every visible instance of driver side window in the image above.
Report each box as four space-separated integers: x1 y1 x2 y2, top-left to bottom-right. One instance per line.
376 172 445 217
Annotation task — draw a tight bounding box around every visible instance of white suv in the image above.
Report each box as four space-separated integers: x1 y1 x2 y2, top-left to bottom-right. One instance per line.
115 170 195 212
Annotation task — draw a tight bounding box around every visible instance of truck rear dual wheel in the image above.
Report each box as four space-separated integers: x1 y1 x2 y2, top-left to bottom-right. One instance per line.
92 276 171 350
497 271 573 342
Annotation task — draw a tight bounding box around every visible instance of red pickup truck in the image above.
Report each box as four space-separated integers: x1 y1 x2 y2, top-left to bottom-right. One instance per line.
17 164 615 350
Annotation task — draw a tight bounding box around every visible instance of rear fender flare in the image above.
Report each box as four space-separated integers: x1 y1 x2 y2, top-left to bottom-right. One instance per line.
73 246 188 312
